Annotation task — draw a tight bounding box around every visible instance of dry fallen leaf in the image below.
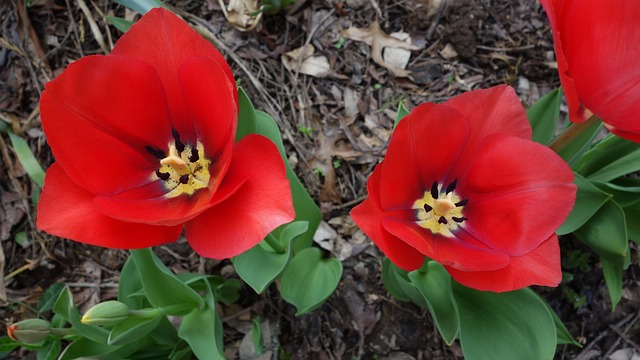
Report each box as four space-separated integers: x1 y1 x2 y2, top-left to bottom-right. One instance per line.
282 45 332 78
382 32 412 71
218 0 262 31
342 20 420 77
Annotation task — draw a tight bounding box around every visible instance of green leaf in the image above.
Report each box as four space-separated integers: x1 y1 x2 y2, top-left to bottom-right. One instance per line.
130 248 204 315
108 309 163 346
38 283 65 313
36 339 61 360
178 283 224 360
556 121 603 165
557 173 611 235
575 135 640 182
526 88 562 144
106 16 134 32
601 258 624 311
113 0 167 14
381 257 427 307
394 101 410 128
59 337 153 360
280 247 342 315
0 336 21 353
255 110 321 251
624 208 640 243
233 221 308 293
7 130 45 188
117 256 145 309
236 87 258 141
408 262 459 345
574 200 628 260
252 317 264 356
53 287 109 344
535 294 581 347
453 285 557 360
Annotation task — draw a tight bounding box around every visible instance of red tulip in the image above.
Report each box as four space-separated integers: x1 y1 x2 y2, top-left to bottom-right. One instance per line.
37 8 295 259
350 86 576 292
541 0 640 142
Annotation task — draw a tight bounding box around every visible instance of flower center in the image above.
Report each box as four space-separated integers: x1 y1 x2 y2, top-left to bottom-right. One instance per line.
145 129 211 198
413 180 468 237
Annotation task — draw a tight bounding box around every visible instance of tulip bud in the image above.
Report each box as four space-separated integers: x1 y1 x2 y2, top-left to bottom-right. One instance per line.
81 301 130 327
7 319 51 344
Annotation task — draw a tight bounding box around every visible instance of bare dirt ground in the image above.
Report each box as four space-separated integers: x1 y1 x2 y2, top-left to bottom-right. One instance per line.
1 0 639 359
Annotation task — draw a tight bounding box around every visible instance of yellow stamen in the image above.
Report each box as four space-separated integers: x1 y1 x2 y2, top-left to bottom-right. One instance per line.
160 144 190 175
413 184 466 237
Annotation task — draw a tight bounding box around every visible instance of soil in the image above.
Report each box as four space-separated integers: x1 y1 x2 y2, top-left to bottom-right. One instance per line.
1 0 639 359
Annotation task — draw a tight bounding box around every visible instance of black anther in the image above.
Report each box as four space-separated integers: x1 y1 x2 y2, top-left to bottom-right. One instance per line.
145 146 165 159
452 217 468 223
172 129 185 153
189 148 199 162
445 179 457 194
455 199 468 207
423 204 433 212
430 181 439 199
438 216 448 224
155 170 170 181
179 174 190 184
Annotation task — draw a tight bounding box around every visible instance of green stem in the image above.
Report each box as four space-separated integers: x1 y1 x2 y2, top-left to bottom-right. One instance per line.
49 327 78 337
264 234 285 254
549 115 600 154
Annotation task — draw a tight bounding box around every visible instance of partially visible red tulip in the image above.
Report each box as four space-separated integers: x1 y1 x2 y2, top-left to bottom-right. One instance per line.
37 8 295 259
351 86 576 293
541 0 640 142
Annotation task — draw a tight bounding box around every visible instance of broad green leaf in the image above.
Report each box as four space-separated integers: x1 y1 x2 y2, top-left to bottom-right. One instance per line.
280 247 342 315
106 16 134 32
557 173 611 235
130 248 204 314
113 0 167 14
179 274 241 305
233 221 308 293
255 110 321 251
252 317 264 356
596 178 640 208
7 130 45 188
381 257 427 308
575 135 640 182
408 262 459 345
574 200 627 260
624 208 640 243
526 88 562 144
556 121 603 165
178 283 224 360
38 283 65 313
36 339 61 360
148 317 180 346
601 258 624 310
108 310 163 346
236 87 258 141
53 287 109 344
394 101 410 128
453 285 556 360
0 336 21 353
59 336 153 360
535 293 581 347
117 256 145 309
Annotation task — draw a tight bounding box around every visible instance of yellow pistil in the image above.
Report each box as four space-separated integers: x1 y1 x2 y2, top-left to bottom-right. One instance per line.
154 141 211 198
413 182 467 237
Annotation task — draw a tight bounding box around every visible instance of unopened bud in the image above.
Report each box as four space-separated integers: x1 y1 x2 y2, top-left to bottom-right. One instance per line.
7 319 51 344
81 301 130 327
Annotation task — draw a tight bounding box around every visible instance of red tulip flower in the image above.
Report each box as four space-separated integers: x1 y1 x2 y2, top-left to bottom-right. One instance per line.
351 86 576 292
36 8 295 259
541 0 640 142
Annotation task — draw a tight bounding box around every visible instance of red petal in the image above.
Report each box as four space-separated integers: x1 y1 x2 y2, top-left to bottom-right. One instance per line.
111 8 238 143
382 218 510 272
379 103 470 210
350 164 425 271
178 56 236 163
445 234 562 292
37 163 182 248
460 134 576 255
442 85 533 178
543 0 640 134
184 135 295 259
605 123 640 143
40 55 172 196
